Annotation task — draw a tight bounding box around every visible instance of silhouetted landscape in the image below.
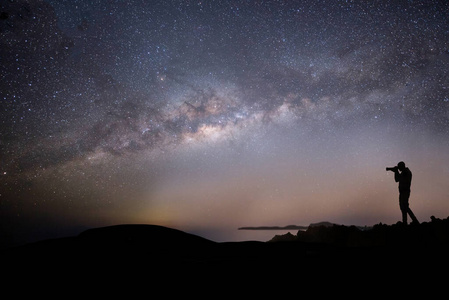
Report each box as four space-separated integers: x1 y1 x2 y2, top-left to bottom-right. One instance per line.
4 216 449 283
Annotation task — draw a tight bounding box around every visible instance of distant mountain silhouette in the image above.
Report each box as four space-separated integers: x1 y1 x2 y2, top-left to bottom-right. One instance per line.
308 221 338 228
239 221 370 231
239 224 308 230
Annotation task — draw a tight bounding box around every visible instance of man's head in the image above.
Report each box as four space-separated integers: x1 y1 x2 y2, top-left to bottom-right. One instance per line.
397 161 406 171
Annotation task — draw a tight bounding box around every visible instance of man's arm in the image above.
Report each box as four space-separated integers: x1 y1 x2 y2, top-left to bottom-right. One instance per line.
394 169 400 183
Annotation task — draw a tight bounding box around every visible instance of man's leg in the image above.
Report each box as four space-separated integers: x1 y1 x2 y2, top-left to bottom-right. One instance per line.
399 192 409 225
402 210 408 225
400 201 408 225
407 208 419 224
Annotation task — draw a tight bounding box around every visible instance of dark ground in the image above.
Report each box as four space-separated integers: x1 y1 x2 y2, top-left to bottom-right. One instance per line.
3 217 449 293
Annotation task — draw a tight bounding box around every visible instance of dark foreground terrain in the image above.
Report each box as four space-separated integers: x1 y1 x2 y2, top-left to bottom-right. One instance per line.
3 216 449 291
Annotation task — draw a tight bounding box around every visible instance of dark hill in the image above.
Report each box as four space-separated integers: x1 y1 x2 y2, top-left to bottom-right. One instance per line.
5 224 217 270
78 224 214 249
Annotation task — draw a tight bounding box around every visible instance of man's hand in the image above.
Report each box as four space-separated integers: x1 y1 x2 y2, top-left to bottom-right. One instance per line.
386 166 398 172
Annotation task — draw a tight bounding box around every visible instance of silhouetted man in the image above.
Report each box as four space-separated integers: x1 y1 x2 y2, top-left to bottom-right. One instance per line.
387 161 419 225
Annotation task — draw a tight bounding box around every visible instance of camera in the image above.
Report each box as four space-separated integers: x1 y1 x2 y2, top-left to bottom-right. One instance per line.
386 167 397 171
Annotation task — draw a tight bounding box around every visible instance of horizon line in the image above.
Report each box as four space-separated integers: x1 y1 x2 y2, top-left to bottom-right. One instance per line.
238 225 308 230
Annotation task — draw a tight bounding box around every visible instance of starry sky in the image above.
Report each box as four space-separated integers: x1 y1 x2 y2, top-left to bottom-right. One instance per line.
1 0 449 246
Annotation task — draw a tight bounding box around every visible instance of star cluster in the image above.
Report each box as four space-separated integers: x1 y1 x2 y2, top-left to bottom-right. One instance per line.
1 0 449 245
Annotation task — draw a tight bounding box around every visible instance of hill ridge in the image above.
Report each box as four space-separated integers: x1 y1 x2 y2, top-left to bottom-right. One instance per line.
269 216 449 246
4 217 449 276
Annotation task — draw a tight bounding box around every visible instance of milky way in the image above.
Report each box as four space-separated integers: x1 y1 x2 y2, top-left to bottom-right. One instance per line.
1 0 449 246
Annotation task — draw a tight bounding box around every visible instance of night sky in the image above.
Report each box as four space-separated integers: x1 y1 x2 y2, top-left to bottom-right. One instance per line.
1 0 449 247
